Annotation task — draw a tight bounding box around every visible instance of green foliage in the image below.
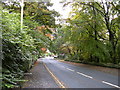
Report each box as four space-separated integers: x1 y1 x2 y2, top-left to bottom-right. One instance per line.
2 1 60 27
2 1 58 88
2 10 37 88
53 1 120 66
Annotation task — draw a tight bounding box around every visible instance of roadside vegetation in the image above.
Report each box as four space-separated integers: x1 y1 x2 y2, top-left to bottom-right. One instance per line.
51 1 120 68
1 1 59 89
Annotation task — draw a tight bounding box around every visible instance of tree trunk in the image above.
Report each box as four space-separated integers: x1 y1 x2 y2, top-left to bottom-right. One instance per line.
93 3 99 63
103 2 116 64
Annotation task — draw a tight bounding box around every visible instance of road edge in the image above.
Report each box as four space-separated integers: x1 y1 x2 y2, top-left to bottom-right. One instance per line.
43 62 66 88
57 59 118 76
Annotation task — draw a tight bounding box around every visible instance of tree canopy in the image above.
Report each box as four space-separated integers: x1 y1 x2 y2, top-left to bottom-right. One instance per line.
52 1 120 66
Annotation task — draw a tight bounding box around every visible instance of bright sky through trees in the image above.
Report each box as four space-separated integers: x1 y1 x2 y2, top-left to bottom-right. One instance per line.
48 0 72 19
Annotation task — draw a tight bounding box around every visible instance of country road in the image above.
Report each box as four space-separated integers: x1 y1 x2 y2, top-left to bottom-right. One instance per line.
41 57 119 88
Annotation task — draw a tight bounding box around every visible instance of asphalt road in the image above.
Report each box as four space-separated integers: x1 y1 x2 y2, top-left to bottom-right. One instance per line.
41 57 119 88
23 60 59 88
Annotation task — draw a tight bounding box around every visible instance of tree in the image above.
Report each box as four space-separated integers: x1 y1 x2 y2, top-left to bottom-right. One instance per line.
2 1 60 88
53 1 120 66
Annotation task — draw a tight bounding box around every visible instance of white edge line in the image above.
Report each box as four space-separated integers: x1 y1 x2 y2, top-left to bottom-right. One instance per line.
77 72 93 79
102 81 120 88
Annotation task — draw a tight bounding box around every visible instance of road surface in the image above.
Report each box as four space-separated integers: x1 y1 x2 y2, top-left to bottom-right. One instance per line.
41 57 119 88
23 60 59 88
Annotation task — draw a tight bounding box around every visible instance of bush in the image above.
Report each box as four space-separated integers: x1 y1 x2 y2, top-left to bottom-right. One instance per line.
2 10 39 88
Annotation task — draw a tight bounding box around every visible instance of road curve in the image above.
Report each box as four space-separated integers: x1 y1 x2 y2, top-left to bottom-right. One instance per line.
41 57 119 88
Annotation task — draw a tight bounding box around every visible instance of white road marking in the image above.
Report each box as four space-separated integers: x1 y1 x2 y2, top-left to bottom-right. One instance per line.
66 68 75 72
45 59 119 88
77 72 93 79
61 66 65 68
102 81 120 88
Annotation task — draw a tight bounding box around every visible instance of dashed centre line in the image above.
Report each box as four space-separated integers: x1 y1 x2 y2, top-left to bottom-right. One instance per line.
77 72 93 79
61 66 65 68
51 62 119 88
66 68 75 72
102 81 120 88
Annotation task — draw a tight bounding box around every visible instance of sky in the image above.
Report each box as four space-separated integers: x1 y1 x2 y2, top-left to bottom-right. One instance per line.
48 0 72 19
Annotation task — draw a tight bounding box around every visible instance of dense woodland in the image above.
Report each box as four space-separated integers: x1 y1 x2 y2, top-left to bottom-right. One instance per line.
1 0 120 89
52 1 120 67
